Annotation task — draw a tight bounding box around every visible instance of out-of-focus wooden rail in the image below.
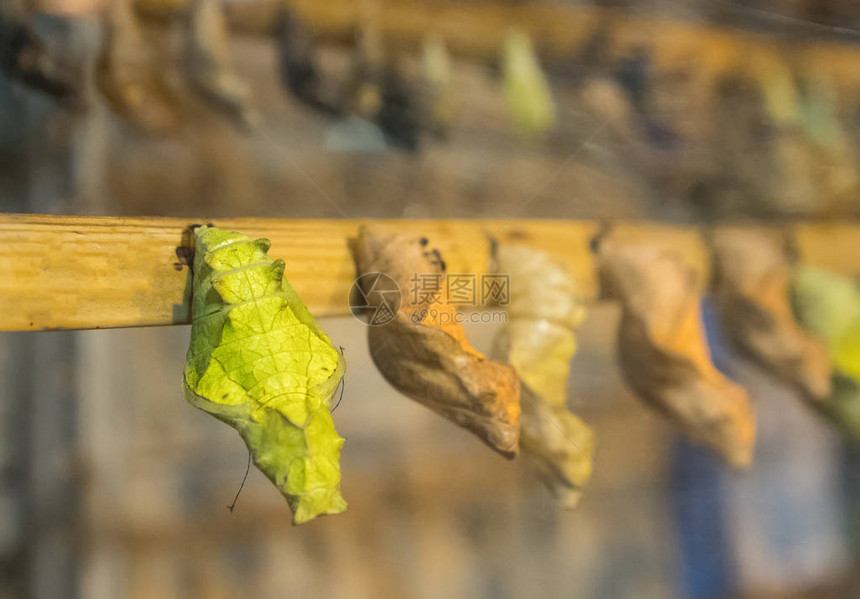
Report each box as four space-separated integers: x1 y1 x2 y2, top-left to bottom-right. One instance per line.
36 1 860 84
0 214 858 331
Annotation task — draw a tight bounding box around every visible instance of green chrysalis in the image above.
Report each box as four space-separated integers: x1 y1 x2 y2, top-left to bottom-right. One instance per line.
182 226 347 523
502 30 557 139
792 266 860 440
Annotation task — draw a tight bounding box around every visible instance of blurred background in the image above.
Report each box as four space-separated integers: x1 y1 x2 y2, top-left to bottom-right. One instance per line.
1 0 860 597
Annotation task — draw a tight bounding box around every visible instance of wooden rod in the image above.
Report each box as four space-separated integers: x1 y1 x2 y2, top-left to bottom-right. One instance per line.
1 214 859 332
44 0 853 83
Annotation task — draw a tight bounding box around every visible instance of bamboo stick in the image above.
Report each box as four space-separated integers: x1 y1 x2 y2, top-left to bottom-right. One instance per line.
0 214 858 331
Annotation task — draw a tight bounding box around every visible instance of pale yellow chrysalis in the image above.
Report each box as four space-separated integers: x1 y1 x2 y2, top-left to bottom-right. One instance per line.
502 30 557 139
492 245 593 508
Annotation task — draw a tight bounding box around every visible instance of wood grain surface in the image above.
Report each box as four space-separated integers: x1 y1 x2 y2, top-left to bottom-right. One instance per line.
0 214 858 331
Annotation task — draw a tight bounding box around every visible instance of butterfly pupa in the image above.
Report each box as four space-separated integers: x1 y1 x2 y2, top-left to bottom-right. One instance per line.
349 227 521 458
791 266 860 440
182 226 347 524
95 0 182 135
502 30 556 139
594 233 756 468
183 0 259 131
0 3 78 100
709 229 831 404
491 243 594 508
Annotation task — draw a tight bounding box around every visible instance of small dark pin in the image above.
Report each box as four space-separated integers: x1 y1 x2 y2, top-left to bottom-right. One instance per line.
487 236 500 272
590 221 613 254
418 236 429 246
423 248 446 271
425 248 446 272
175 246 195 267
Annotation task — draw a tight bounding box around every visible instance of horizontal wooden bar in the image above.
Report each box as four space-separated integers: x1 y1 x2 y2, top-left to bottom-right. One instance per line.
126 1 860 83
0 214 858 332
33 1 860 89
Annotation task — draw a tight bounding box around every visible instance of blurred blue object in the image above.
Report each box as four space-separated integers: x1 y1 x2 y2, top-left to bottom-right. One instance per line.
668 298 733 599
684 299 852 597
670 438 733 599
841 441 860 561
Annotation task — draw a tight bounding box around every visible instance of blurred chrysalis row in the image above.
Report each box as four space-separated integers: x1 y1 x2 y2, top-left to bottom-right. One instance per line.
1 0 552 147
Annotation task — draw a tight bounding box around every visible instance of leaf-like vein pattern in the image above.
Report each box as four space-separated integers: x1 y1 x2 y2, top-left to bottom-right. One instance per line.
183 227 347 524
